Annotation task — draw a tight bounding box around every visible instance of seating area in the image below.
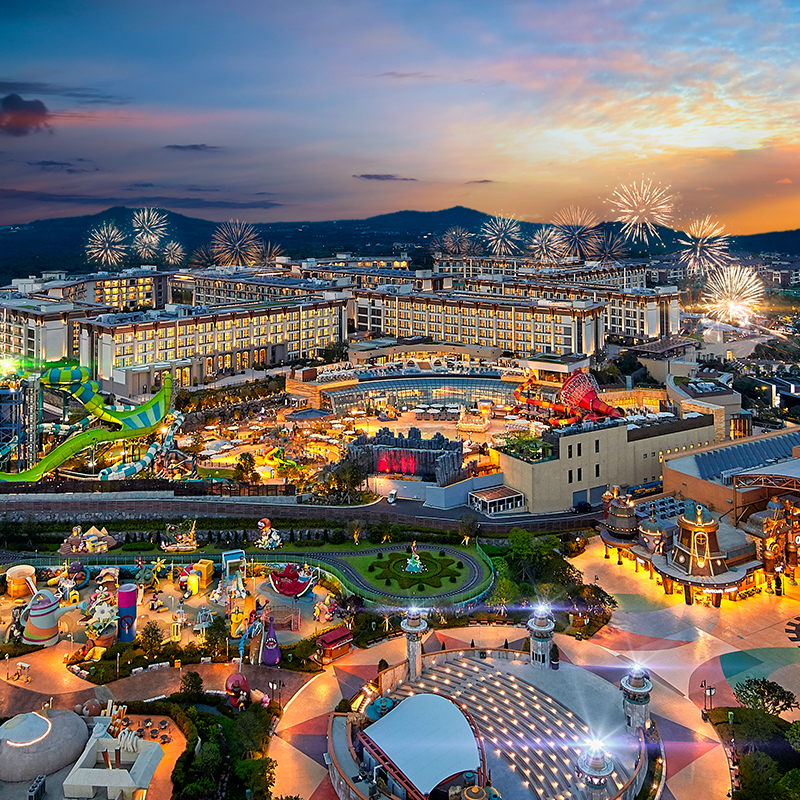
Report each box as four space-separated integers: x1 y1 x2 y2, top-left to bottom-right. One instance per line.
390 655 629 800
637 495 683 519
693 431 800 482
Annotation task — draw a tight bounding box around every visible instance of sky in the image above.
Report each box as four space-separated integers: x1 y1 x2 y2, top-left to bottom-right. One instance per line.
1 0 799 234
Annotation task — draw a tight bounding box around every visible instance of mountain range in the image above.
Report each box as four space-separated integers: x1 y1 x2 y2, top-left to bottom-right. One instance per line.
0 205 798 286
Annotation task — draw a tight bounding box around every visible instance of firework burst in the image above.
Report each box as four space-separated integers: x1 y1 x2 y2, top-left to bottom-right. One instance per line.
188 245 215 268
609 179 674 243
702 265 764 326
164 240 186 266
442 226 478 256
257 240 284 263
481 213 523 256
678 216 730 276
211 220 262 266
86 222 127 268
132 208 168 241
133 233 160 261
527 226 563 264
551 206 602 259
593 228 628 266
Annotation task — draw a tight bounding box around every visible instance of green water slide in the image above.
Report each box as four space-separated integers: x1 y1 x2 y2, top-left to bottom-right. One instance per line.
0 369 173 482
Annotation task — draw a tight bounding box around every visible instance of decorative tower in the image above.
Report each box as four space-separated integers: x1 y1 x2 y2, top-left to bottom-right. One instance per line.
620 664 652 733
401 607 428 682
576 741 616 800
527 605 555 669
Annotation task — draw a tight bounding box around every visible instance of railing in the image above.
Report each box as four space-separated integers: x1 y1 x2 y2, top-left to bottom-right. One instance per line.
0 478 296 496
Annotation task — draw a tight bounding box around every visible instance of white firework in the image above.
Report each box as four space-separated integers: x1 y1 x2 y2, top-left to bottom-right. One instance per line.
86 222 127 268
702 265 764 325
527 226 563 264
593 229 628 266
551 206 602 259
481 213 523 256
609 180 674 243
133 233 160 261
164 240 186 266
132 208 168 241
678 216 730 277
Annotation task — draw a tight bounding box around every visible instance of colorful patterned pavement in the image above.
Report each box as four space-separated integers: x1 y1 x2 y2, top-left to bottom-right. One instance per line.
271 536 800 800
4 535 800 800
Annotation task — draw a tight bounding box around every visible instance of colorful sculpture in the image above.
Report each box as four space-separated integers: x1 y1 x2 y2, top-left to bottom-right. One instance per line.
255 518 282 550
20 589 86 647
405 540 425 574
117 583 138 643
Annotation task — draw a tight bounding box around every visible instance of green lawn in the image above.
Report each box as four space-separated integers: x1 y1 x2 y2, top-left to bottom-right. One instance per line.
197 466 236 479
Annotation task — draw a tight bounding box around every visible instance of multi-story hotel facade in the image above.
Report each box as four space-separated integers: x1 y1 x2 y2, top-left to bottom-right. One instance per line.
353 288 606 357
78 295 348 395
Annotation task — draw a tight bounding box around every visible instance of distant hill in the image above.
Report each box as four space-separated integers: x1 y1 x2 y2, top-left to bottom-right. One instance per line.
0 204 797 286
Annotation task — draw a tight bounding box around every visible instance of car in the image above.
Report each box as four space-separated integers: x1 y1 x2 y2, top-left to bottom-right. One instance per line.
574 501 592 514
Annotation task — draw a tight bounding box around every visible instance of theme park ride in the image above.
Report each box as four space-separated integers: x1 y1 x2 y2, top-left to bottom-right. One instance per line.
0 364 177 482
514 371 623 426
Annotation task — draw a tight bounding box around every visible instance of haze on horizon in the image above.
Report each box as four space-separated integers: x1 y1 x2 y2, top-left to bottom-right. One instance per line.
1 0 798 235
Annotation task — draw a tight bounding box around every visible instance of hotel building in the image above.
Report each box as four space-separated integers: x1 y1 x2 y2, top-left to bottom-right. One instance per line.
78 295 347 395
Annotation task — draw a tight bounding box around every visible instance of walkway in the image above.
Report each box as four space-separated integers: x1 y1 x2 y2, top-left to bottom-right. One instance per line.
269 618 726 800
275 543 487 602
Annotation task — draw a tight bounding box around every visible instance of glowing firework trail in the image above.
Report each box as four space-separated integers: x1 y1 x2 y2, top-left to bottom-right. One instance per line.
594 229 628 266
551 206 601 259
188 245 215 268
442 226 478 256
702 265 764 325
257 240 284 262
678 216 730 276
133 233 160 260
527 226 563 264
164 240 185 266
132 208 168 241
609 180 674 243
86 222 127 268
481 213 523 256
211 220 262 266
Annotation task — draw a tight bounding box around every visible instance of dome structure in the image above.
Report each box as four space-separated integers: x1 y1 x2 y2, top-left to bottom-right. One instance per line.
0 708 88 782
600 492 640 548
639 513 665 553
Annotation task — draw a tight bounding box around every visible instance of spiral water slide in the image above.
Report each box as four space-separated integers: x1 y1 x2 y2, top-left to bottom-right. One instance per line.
0 367 173 482
513 371 622 426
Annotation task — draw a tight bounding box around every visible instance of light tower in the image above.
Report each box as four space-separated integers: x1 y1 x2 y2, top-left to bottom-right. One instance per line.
620 663 653 733
527 605 555 669
576 740 616 800
401 607 428 682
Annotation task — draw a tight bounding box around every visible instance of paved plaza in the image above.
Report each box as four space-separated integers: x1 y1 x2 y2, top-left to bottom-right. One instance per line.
3 535 800 800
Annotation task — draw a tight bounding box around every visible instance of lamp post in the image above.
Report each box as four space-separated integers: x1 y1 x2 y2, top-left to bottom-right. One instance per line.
117 652 120 678
5 654 8 680
268 681 277 704
226 638 229 662
700 680 716 721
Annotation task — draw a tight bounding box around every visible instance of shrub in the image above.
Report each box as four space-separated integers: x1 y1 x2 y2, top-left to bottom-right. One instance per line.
385 579 391 586
417 583 425 591
457 560 463 569
449 576 456 583
367 564 375 572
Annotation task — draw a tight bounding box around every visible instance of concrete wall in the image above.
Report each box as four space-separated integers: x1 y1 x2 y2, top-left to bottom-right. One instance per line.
425 472 504 510
370 475 430 501
499 418 716 513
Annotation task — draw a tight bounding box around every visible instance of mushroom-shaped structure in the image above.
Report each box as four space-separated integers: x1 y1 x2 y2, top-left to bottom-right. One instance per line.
599 491 639 551
0 709 88 783
638 513 665 553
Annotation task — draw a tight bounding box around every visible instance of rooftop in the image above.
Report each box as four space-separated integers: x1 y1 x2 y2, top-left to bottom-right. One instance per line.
362 693 480 795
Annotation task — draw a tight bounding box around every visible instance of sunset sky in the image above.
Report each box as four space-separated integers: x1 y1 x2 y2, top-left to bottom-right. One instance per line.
1 0 799 233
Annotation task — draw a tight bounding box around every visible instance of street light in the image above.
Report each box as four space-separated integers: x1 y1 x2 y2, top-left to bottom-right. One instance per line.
5 654 8 680
226 638 229 662
700 680 716 720
268 681 277 704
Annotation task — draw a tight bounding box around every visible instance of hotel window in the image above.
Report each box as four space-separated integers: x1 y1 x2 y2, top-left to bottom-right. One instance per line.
568 470 573 484
577 468 582 481
595 439 600 453
595 464 600 478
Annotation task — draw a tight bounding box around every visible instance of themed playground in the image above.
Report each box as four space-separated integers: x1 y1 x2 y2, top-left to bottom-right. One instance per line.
0 517 493 687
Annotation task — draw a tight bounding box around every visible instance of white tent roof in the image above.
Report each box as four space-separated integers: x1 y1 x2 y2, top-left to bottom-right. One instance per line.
363 693 480 794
